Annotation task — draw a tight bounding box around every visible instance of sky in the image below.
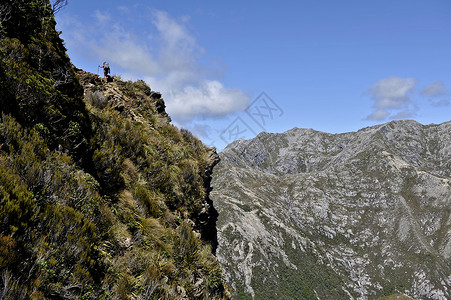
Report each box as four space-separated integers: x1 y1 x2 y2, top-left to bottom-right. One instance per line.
55 0 451 150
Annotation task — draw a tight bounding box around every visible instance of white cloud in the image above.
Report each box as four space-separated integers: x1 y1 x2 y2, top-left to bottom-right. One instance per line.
420 81 449 107
58 8 249 123
165 80 248 121
429 99 450 107
369 76 416 109
365 76 416 121
152 10 197 56
365 109 390 121
421 81 447 97
94 10 111 24
186 123 213 139
390 109 417 120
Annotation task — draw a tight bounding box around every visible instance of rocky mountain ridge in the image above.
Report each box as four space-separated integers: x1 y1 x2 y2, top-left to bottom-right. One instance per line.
212 120 451 299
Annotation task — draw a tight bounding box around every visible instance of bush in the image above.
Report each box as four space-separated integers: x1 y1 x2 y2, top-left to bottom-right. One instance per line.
33 204 100 293
0 162 35 235
0 235 17 268
176 221 200 268
0 1 229 296
92 140 125 192
133 184 161 218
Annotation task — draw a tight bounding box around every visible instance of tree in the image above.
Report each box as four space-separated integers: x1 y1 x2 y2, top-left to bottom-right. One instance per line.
51 0 68 14
0 3 12 26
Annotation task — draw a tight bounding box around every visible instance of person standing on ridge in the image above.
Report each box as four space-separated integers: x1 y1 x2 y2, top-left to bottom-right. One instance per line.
99 61 110 81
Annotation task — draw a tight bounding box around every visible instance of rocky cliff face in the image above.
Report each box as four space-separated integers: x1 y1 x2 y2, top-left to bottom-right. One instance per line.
211 120 451 299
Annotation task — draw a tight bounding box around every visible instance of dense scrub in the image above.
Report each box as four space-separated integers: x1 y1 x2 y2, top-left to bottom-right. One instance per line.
0 1 228 298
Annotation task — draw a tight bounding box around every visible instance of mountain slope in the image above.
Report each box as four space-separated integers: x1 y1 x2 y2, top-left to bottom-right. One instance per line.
0 1 229 298
212 120 451 299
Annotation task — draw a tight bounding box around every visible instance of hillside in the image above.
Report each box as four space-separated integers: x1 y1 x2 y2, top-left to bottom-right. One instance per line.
212 121 451 299
0 1 229 298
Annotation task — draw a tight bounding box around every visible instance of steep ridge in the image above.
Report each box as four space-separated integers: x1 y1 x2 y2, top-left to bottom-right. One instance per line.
212 120 451 299
0 1 229 298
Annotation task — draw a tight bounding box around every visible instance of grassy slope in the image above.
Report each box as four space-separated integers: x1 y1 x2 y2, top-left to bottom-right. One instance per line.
0 1 228 298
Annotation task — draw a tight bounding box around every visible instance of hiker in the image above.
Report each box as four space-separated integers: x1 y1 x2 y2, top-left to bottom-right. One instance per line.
99 61 110 81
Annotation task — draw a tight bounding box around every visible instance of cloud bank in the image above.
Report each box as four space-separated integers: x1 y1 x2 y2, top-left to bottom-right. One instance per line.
59 8 249 122
365 76 417 121
421 81 449 107
421 81 447 97
365 77 450 121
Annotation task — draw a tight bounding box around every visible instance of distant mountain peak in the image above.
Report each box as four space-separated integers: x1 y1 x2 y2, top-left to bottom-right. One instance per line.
213 120 451 299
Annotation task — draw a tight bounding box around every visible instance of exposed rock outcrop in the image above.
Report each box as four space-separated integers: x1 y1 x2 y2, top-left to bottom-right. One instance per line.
212 120 451 299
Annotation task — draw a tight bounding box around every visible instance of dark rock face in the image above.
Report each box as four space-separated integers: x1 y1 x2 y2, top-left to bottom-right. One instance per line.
196 148 221 254
212 120 451 299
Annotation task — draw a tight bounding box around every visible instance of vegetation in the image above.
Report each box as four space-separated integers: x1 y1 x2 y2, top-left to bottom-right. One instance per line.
0 1 229 298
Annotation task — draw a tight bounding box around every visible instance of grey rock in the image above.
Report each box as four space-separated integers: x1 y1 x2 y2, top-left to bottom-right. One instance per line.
212 120 451 299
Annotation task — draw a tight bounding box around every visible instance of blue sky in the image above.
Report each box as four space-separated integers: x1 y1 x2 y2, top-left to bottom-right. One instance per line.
56 0 451 150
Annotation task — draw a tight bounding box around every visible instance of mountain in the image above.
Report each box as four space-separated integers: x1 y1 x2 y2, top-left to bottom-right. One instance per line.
211 120 451 299
0 1 229 298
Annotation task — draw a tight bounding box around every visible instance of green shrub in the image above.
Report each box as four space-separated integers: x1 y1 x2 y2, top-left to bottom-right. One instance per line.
34 204 100 293
133 184 161 218
0 235 17 268
92 140 125 192
175 221 200 268
0 162 35 235
0 1 229 297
